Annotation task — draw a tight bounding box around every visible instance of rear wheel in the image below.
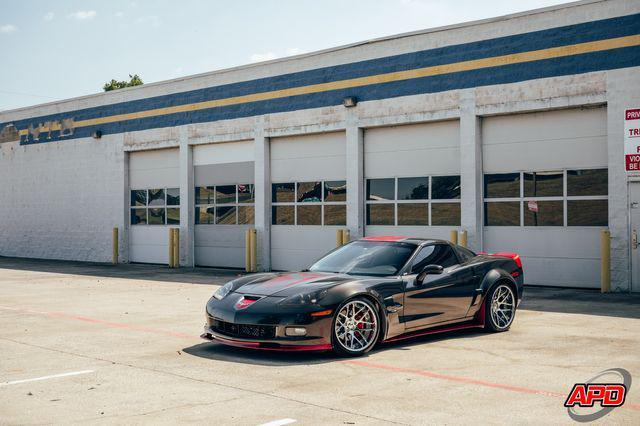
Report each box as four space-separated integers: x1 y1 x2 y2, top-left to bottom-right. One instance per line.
331 298 380 357
484 283 516 332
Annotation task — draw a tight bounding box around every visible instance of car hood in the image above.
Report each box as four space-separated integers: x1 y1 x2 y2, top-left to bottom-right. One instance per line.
234 271 353 297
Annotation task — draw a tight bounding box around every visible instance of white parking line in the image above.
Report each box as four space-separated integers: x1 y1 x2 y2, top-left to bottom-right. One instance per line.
0 370 95 387
258 419 297 426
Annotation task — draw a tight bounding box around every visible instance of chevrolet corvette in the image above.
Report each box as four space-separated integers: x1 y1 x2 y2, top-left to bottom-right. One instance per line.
201 236 524 356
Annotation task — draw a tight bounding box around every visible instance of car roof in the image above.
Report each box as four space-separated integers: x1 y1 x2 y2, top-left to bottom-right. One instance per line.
360 236 450 245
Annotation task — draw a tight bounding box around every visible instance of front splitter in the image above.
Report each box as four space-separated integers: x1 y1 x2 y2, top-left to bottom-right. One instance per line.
201 332 333 352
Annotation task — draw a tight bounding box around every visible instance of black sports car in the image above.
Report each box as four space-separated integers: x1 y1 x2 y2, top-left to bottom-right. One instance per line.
201 236 524 356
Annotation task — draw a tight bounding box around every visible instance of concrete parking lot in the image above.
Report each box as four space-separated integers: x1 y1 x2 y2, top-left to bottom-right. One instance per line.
0 257 638 425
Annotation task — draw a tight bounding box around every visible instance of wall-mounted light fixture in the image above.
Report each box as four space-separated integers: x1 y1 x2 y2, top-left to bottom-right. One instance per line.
91 130 103 139
343 96 358 108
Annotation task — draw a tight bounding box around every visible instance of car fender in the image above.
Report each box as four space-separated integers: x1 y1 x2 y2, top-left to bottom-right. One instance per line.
321 280 403 341
479 268 518 299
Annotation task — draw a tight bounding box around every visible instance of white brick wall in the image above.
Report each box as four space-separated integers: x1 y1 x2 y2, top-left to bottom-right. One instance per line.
0 134 125 262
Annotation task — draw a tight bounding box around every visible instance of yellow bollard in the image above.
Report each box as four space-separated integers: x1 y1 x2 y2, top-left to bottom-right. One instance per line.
336 229 344 247
168 228 175 268
249 228 257 272
245 229 252 272
459 230 468 248
342 229 350 246
173 228 180 268
112 227 119 265
449 230 458 245
600 230 611 293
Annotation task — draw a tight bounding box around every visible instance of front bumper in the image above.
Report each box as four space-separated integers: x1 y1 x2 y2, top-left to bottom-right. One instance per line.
202 292 334 351
201 326 332 351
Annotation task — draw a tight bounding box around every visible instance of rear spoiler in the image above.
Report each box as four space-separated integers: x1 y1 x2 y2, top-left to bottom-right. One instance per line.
478 252 523 269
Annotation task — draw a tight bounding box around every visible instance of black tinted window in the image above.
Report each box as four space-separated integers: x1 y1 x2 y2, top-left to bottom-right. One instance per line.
524 200 563 226
397 177 428 200
456 246 476 263
238 184 255 203
567 169 608 196
297 205 321 225
272 183 295 202
216 185 236 204
367 178 395 200
484 173 520 198
432 203 461 226
272 205 294 225
131 190 147 206
196 186 215 204
432 175 461 199
310 241 416 276
398 203 428 225
324 181 346 202
148 189 165 206
410 245 435 273
485 201 520 226
131 208 147 224
297 181 322 202
366 204 394 225
166 188 180 206
524 172 562 197
411 244 458 272
567 200 608 226
324 205 346 225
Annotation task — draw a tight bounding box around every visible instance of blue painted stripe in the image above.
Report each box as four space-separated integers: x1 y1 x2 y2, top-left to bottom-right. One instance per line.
4 12 640 145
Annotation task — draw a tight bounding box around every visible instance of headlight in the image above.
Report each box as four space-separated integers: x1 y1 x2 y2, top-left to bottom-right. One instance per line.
279 289 328 306
213 282 234 300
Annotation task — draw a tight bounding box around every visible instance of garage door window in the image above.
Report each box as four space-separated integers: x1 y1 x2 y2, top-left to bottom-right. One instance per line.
130 188 180 225
366 176 460 226
195 184 255 225
272 181 346 226
484 169 608 226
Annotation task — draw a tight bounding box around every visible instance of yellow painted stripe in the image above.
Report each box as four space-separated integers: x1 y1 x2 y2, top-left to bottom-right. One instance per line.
18 34 640 137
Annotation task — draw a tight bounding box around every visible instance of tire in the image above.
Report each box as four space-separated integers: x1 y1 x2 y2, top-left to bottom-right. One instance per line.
331 297 380 357
484 283 517 332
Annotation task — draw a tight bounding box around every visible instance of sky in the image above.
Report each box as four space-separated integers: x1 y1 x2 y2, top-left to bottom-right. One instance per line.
0 0 575 111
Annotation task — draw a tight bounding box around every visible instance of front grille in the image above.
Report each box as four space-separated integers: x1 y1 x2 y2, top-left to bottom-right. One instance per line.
212 319 276 339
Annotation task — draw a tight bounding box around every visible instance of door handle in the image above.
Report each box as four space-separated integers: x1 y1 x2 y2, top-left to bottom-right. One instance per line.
633 229 638 250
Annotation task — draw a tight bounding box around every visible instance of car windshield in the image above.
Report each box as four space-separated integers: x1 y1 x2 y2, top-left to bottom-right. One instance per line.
309 241 417 277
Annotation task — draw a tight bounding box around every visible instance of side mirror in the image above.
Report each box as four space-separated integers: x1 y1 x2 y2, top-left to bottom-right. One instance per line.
416 264 444 285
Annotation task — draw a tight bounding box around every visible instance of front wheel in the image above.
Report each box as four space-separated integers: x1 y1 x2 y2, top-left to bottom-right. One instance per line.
484 283 516 332
331 297 380 357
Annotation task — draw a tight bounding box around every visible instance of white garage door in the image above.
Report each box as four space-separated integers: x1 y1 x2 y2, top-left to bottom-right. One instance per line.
364 121 461 240
482 107 608 288
271 132 346 271
194 140 254 268
129 148 180 264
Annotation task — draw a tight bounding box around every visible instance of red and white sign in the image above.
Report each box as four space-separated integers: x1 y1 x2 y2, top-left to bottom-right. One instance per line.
625 108 640 171
564 384 627 408
527 200 538 213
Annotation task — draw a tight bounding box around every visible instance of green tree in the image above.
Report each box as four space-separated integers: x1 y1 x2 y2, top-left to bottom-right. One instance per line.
103 74 144 91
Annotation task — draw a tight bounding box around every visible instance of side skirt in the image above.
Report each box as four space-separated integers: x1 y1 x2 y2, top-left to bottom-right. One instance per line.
384 302 487 344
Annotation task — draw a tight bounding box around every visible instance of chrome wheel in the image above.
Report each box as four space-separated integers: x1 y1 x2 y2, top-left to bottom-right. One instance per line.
334 300 378 352
490 285 515 330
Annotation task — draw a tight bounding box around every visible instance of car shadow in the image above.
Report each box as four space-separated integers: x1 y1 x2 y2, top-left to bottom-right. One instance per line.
182 327 489 366
182 341 341 366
